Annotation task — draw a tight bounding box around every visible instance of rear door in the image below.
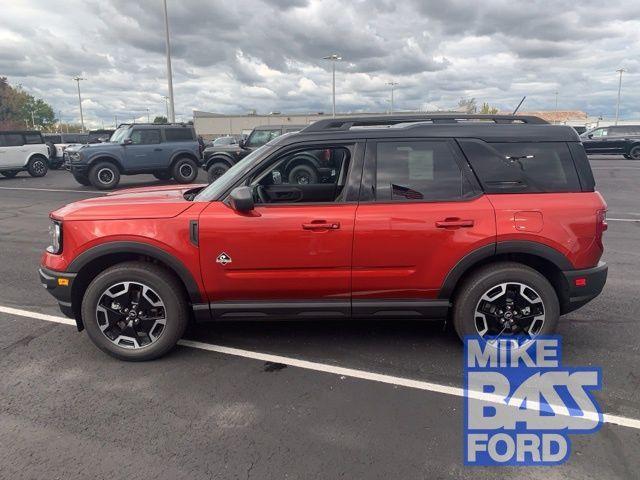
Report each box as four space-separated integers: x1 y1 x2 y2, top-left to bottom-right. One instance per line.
351 139 496 315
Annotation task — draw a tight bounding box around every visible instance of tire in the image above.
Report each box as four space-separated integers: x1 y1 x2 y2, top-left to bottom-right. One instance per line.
628 146 640 160
172 157 198 183
153 171 172 181
72 172 91 186
0 170 19 178
452 262 559 343
89 161 120 190
623 155 632 160
27 156 48 177
207 161 230 183
288 163 318 185
81 261 189 361
46 142 56 161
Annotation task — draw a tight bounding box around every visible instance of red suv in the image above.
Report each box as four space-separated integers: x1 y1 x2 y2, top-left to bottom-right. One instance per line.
39 115 608 361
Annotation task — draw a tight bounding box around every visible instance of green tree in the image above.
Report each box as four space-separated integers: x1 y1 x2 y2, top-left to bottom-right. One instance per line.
0 77 56 130
153 116 168 124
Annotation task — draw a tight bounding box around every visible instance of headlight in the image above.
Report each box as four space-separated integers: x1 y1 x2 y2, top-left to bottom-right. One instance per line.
47 220 62 254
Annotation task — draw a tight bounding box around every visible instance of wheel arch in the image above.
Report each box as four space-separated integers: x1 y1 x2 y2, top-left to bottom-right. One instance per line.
87 155 124 172
440 241 573 312
67 241 203 329
169 150 200 167
205 153 235 170
26 151 49 165
625 141 640 156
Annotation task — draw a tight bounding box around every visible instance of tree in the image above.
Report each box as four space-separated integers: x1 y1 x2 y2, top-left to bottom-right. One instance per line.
153 116 168 124
458 98 477 114
479 102 499 114
0 77 56 130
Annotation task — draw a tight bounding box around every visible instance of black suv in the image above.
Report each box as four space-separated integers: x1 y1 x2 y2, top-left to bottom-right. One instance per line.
580 125 640 159
203 124 304 182
65 123 202 190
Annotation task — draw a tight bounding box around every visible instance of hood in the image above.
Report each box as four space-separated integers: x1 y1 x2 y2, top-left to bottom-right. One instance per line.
52 184 206 221
66 142 119 153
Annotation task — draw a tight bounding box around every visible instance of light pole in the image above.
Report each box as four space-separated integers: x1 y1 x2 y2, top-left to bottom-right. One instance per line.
31 110 36 128
615 68 625 126
163 96 170 121
323 54 342 117
386 81 399 114
146 108 150 123
163 0 175 123
554 90 559 124
73 76 85 132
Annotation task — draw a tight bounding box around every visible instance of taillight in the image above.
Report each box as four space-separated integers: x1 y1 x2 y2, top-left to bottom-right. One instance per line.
596 209 608 234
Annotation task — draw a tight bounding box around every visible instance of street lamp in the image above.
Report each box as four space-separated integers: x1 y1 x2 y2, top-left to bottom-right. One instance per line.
146 108 150 123
386 81 399 114
163 96 170 120
73 76 85 132
163 0 176 123
323 53 342 117
554 90 559 124
615 68 625 126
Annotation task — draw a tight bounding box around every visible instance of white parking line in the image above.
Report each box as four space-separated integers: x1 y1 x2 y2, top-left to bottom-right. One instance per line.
608 218 640 223
1 304 639 431
0 186 100 194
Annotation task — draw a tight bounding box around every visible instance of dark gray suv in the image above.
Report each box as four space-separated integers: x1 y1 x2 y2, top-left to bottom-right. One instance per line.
66 123 201 190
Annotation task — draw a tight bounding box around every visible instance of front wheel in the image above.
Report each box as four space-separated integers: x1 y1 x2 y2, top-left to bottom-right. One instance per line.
89 162 120 190
452 262 559 344
207 161 230 183
81 262 189 361
628 146 640 160
172 157 198 183
72 172 92 186
27 156 49 177
1 170 19 178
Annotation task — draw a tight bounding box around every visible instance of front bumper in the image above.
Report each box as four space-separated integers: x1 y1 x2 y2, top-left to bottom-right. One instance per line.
560 261 608 314
38 267 79 326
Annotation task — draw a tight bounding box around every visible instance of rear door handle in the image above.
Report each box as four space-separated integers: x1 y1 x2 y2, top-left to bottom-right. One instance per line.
435 218 474 228
154 148 163 151
302 220 340 231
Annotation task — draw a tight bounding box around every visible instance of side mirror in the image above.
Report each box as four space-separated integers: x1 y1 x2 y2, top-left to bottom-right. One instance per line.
123 138 133 145
587 134 593 139
229 186 254 213
239 139 247 149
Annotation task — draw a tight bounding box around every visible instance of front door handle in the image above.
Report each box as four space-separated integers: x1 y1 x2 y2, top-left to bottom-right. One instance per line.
154 148 162 151
302 220 340 231
435 218 474 228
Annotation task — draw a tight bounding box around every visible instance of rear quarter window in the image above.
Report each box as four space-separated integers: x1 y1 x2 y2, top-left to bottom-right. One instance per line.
164 128 194 142
24 133 43 144
1 133 24 146
458 140 581 193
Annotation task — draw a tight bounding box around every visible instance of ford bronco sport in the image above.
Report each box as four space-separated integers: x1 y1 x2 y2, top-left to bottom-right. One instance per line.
66 123 201 190
40 114 608 361
0 130 49 178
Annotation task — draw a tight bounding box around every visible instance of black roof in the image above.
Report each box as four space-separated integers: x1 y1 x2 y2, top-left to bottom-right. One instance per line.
253 124 306 131
0 130 42 135
279 114 580 143
117 123 193 129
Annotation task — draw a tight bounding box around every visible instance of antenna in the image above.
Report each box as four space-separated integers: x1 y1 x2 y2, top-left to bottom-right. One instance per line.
512 96 526 115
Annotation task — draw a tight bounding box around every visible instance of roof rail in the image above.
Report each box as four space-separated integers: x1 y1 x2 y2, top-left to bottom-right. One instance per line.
116 122 191 128
302 114 548 132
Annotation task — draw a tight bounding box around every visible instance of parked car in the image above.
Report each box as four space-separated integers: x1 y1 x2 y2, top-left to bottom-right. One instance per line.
212 136 238 147
202 124 304 182
44 133 91 169
580 125 640 159
0 130 49 178
572 126 587 135
39 114 608 361
65 123 201 190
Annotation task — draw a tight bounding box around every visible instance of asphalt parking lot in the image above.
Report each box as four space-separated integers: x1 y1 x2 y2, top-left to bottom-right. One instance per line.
1 157 639 479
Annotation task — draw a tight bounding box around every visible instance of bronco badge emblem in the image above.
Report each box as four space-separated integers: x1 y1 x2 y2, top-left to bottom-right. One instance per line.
216 252 232 265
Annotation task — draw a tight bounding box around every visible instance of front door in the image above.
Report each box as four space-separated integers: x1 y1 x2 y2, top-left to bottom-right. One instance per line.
125 128 163 170
0 133 26 168
198 142 363 319
352 139 496 315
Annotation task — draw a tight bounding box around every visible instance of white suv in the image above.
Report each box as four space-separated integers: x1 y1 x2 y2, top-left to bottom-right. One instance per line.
0 131 49 178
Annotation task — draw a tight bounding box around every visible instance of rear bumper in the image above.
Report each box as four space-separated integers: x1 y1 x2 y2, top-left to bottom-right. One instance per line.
560 261 608 314
38 267 79 326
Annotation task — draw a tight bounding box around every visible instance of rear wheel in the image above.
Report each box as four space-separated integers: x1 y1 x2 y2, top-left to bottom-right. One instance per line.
452 262 559 344
623 154 632 159
27 156 48 177
172 157 198 183
628 146 640 160
153 171 172 181
81 262 189 361
0 170 19 178
89 161 120 190
207 161 230 183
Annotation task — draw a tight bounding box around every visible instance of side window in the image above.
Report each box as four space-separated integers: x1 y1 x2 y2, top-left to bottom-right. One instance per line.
2 134 24 147
246 129 280 147
458 140 581 193
375 141 468 202
24 133 42 144
592 128 608 137
130 129 161 145
252 146 352 204
164 128 194 142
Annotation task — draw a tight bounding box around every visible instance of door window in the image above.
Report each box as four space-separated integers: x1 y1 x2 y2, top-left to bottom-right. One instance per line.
130 129 161 144
246 129 281 147
375 141 469 202
251 146 351 204
591 128 608 137
164 128 194 142
1 134 24 147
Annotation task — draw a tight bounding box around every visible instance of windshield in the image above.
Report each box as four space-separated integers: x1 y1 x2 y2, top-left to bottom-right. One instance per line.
194 145 270 202
246 128 281 148
213 137 235 146
110 127 129 143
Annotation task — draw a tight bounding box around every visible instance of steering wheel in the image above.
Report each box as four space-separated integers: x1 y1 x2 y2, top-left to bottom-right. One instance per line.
255 185 270 204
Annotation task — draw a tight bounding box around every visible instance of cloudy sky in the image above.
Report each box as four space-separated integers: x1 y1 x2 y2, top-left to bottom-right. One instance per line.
1 0 639 128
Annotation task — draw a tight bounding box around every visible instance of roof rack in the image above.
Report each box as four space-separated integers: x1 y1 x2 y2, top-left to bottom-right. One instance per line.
302 114 548 132
116 122 191 128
